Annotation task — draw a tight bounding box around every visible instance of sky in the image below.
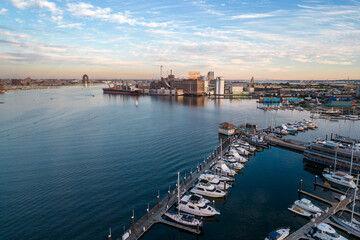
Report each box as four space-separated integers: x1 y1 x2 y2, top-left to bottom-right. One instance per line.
0 0 359 80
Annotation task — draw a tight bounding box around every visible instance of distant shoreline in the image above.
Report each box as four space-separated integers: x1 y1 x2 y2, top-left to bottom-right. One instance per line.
2 83 104 93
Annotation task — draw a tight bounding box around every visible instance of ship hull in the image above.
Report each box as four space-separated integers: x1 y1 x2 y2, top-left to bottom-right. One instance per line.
103 88 140 95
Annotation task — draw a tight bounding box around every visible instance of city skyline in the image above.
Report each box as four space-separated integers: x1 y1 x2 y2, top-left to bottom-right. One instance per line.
0 0 359 80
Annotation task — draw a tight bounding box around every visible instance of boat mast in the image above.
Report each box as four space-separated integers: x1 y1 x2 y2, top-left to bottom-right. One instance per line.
351 173 359 225
349 145 354 175
334 150 337 172
177 172 180 215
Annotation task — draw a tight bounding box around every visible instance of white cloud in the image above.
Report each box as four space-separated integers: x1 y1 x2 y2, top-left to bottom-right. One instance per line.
57 23 83 29
67 2 168 27
9 0 62 15
15 18 24 23
231 13 274 19
0 29 29 39
0 8 8 15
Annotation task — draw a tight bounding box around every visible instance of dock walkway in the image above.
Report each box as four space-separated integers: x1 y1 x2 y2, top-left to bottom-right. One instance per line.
265 136 306 152
120 139 233 240
285 191 350 240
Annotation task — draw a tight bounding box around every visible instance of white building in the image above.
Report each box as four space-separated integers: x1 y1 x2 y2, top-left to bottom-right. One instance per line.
230 86 243 94
215 77 224 95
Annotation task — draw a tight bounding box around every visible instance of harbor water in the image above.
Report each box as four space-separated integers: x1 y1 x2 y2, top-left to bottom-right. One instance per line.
0 86 359 240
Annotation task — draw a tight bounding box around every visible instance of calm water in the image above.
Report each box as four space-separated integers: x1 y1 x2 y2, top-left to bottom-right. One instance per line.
1 86 359 240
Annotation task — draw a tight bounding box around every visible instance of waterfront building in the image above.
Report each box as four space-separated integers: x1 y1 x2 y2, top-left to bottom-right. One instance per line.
218 122 236 135
357 84 360 98
0 83 4 93
304 142 360 173
230 85 244 94
170 79 205 96
251 76 255 86
207 71 214 81
215 77 224 95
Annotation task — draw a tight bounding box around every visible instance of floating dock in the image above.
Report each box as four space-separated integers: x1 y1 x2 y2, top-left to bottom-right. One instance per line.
264 136 306 153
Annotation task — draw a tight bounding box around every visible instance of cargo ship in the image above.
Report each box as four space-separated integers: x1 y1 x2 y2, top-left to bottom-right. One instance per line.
103 83 141 95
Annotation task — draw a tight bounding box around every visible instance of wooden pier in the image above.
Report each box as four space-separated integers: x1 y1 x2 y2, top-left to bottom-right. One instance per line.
264 136 306 153
285 178 360 240
119 138 233 240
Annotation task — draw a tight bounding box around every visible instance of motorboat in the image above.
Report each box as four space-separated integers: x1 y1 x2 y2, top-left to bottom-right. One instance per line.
228 148 248 159
323 171 356 189
178 194 220 216
310 223 347 240
224 159 244 170
264 228 290 240
191 182 226 198
224 153 248 163
294 198 322 213
235 147 249 156
212 161 236 176
201 171 235 182
164 212 203 227
197 178 230 190
287 205 312 217
166 172 203 227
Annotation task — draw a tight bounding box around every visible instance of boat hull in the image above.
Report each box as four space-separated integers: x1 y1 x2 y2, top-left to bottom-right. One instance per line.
103 88 140 95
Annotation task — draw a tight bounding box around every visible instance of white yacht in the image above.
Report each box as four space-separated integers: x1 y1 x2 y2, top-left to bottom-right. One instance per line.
178 194 220 216
191 182 226 198
236 147 250 156
264 228 290 240
197 178 230 190
165 172 203 227
294 198 322 213
287 205 312 217
224 160 244 170
200 172 235 182
311 223 348 240
323 171 356 189
212 161 236 176
228 153 248 163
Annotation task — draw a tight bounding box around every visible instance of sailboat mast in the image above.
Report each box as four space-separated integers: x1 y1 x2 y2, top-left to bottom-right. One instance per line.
351 173 359 225
350 146 354 175
334 150 337 172
177 172 180 215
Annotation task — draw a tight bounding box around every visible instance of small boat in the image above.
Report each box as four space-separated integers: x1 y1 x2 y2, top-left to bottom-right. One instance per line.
323 171 356 189
197 178 231 190
287 205 312 217
201 172 235 182
265 228 290 240
191 182 227 198
294 198 322 213
166 172 203 227
212 161 236 176
178 194 220 217
224 160 244 170
164 212 203 228
235 147 250 156
310 223 348 240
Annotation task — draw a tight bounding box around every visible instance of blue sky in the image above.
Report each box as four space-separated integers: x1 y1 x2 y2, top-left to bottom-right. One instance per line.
0 0 359 80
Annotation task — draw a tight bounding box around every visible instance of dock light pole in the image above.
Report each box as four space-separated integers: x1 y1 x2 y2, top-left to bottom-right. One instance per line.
147 203 149 219
168 186 170 199
314 175 318 190
224 181 226 191
299 179 303 200
190 168 192 179
131 210 136 231
108 227 111 240
212 200 215 208
157 190 160 208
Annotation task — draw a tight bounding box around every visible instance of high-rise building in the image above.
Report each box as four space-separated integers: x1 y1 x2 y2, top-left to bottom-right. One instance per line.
82 74 89 84
251 76 254 86
215 77 224 95
207 71 215 81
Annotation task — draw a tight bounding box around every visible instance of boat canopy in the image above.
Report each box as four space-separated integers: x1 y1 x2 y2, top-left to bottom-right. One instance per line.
189 194 201 202
181 214 194 221
267 231 280 240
